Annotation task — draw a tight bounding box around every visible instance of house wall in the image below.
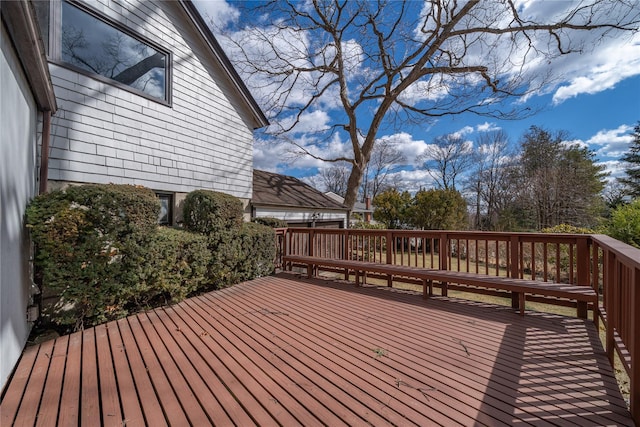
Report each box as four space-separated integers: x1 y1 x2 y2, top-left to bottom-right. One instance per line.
254 207 348 228
46 0 255 203
0 22 39 388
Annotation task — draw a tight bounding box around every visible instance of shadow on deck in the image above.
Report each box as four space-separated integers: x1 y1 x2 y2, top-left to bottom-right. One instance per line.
0 273 634 426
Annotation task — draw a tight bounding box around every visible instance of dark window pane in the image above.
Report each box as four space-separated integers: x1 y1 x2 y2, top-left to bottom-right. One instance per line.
61 1 167 101
157 194 172 225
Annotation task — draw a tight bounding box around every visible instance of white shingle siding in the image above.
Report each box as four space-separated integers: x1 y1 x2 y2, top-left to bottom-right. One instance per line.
47 0 256 199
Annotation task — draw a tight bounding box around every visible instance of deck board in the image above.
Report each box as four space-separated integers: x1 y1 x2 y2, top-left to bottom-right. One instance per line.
105 320 145 427
35 335 67 427
1 274 634 426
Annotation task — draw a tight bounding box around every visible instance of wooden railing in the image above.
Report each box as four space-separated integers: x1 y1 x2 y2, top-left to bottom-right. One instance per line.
276 228 639 420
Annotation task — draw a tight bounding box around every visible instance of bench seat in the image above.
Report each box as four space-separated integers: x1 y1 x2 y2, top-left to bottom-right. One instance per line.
283 255 597 319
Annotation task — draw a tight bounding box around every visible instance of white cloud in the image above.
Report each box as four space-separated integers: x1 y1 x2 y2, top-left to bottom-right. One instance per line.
378 133 429 166
397 77 451 105
277 110 331 135
561 139 589 150
450 126 474 139
388 169 435 194
476 122 501 132
193 0 240 29
585 124 634 159
416 1 640 105
597 160 627 181
552 41 640 104
253 138 290 172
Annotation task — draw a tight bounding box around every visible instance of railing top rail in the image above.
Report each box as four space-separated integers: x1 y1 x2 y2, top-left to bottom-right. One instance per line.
285 227 595 242
591 234 640 268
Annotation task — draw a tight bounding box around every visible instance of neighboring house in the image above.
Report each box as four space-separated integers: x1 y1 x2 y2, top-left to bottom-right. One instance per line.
0 0 267 389
1 0 57 389
325 192 374 224
252 170 349 228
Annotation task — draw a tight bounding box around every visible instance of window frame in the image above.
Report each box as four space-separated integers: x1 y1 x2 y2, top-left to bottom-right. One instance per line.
48 0 172 106
156 192 174 226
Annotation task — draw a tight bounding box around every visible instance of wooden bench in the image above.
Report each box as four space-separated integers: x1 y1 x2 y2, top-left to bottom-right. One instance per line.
283 255 598 320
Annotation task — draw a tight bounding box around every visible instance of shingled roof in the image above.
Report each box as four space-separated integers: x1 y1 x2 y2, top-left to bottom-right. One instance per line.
252 170 347 210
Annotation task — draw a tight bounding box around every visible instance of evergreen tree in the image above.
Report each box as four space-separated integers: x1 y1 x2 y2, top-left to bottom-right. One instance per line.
409 189 468 230
372 189 412 229
513 126 607 230
619 122 640 198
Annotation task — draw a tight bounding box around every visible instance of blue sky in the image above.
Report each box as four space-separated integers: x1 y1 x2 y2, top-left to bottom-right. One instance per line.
195 0 640 193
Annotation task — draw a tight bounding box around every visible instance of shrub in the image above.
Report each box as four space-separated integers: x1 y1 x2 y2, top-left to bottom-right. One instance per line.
253 216 288 228
541 224 595 234
27 185 277 331
65 184 159 237
351 221 386 229
208 222 276 288
131 228 211 307
183 190 243 235
607 199 640 248
235 222 276 280
26 184 160 330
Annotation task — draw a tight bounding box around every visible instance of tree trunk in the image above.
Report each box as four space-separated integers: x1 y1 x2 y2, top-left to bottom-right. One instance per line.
343 163 366 211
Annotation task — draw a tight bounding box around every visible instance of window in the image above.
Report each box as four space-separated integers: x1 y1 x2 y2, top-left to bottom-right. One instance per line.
156 193 173 225
39 1 171 104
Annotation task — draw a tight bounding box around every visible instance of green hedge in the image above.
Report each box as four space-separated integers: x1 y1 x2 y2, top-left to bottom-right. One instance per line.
234 222 276 281
26 184 160 329
253 217 288 228
183 190 243 235
208 222 276 288
132 228 211 306
26 184 276 331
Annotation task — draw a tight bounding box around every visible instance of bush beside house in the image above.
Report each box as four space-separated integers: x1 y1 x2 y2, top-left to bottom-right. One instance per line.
27 185 275 332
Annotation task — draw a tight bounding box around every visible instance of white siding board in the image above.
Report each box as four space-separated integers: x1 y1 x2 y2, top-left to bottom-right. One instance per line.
47 0 256 198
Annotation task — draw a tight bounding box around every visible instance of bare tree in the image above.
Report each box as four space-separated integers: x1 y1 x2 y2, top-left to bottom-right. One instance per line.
318 164 350 196
420 134 473 191
222 0 639 209
466 131 517 230
361 137 406 201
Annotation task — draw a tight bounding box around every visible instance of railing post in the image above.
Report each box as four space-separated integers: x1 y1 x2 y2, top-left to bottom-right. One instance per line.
509 235 519 279
439 233 448 271
342 229 348 260
576 237 590 287
575 237 591 319
439 233 449 296
510 235 520 309
386 230 393 287
604 249 615 364
286 229 292 270
591 240 600 331
308 229 315 257
630 265 639 422
386 230 393 265
343 229 349 280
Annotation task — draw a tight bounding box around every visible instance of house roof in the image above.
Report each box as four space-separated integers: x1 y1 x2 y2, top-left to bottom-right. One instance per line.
179 1 268 129
325 192 373 213
253 170 348 211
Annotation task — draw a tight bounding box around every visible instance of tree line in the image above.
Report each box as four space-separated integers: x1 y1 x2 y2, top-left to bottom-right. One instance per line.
366 124 640 243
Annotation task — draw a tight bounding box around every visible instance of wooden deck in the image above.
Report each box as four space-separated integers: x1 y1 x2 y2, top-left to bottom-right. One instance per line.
1 274 634 426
